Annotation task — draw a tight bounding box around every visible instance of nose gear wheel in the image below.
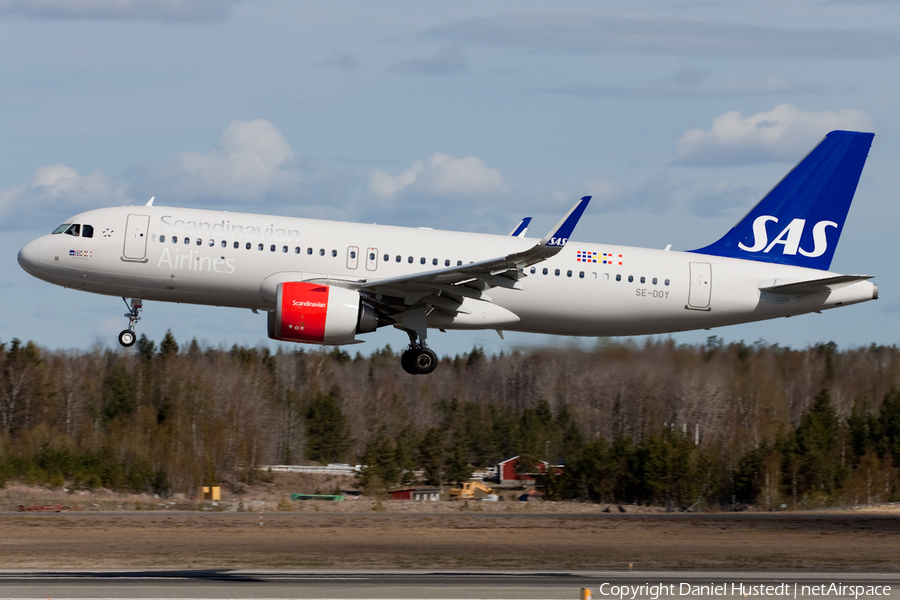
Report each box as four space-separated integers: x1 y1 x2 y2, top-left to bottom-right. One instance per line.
118 297 143 348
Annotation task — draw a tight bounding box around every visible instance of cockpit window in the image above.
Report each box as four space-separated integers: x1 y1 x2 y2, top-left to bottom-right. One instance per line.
64 224 80 237
82 225 94 238
52 224 70 234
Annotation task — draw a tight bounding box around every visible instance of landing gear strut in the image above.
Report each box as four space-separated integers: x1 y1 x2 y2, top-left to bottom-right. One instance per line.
118 297 142 348
400 331 437 375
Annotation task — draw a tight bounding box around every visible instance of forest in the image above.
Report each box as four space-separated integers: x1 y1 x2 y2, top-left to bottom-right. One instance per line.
1 332 898 510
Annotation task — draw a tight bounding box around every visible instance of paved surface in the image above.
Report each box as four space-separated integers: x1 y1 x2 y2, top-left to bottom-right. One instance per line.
0 570 898 599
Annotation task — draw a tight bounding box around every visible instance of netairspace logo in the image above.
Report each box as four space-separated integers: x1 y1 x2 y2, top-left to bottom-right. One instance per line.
596 582 892 600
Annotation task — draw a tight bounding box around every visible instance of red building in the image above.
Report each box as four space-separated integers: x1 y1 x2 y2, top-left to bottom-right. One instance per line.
390 488 441 501
496 455 550 485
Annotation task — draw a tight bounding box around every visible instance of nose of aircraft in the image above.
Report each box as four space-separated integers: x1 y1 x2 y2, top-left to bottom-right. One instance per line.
17 238 45 275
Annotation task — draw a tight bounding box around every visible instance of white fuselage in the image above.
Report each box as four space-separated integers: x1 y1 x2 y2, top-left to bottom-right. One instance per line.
18 205 877 340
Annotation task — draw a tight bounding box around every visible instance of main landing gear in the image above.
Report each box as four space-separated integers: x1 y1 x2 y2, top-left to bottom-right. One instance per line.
400 330 437 375
118 297 143 348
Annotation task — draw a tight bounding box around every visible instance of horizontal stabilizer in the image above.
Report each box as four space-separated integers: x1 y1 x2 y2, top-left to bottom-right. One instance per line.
758 274 872 295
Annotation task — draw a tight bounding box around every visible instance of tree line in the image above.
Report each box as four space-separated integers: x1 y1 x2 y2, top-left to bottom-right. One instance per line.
0 333 898 509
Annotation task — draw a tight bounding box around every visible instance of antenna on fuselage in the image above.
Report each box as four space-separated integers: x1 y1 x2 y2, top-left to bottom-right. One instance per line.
145 196 155 207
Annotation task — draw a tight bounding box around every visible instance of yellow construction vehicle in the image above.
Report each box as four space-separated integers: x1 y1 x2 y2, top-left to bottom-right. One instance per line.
448 481 493 500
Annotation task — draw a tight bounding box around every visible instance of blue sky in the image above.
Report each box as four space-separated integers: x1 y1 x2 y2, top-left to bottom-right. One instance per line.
2 0 900 356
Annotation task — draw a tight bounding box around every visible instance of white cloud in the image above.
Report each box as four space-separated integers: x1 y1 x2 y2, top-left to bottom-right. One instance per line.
135 119 301 203
368 152 505 201
0 163 128 229
674 104 875 166
0 0 239 22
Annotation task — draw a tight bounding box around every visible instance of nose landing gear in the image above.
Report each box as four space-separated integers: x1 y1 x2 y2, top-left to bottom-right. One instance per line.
118 297 143 348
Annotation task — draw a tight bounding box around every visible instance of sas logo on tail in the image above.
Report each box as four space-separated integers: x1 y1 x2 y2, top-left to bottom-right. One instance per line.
738 216 837 258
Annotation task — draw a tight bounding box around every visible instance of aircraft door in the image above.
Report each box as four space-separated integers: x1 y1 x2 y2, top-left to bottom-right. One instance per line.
686 262 712 310
366 247 378 271
123 214 150 262
347 246 359 269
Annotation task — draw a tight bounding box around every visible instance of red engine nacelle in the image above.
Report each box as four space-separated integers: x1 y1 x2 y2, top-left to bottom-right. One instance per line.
267 282 378 345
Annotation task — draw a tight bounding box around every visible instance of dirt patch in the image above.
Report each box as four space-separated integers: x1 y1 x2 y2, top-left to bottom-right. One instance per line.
1 510 899 571
3 483 899 571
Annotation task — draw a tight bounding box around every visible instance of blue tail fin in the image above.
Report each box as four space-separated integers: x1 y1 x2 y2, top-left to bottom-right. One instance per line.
690 130 874 270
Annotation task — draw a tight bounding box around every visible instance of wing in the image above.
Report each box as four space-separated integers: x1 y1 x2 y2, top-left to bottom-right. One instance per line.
314 197 590 319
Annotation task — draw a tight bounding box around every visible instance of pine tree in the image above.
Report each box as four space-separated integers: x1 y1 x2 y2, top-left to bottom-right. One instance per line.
304 385 350 464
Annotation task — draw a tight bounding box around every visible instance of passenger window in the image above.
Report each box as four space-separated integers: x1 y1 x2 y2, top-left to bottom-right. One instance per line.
234 242 239 249
319 249 325 256
282 246 288 253
307 248 313 255
82 225 94 238
185 238 191 245
457 260 462 266
555 269 560 276
567 270 572 277
652 277 658 285
628 275 634 283
331 249 337 257
295 247 301 254
396 255 401 262
420 257 426 264
445 259 450 267
246 242 251 250
408 256 413 263
530 267 536 274
172 236 178 244
579 271 584 279
431 258 437 266
640 276 645 284
350 251 357 259
665 278 670 286
196 238 202 246
160 235 166 243
542 268 548 275
258 243 264 251
221 240 227 248
616 274 622 282
271 245 276 252
208 239 214 247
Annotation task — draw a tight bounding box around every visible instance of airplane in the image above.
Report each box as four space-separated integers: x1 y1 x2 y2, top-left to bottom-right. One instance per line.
18 130 878 375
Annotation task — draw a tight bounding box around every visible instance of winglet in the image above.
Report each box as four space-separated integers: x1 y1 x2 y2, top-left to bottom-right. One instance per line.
509 217 532 237
539 196 591 248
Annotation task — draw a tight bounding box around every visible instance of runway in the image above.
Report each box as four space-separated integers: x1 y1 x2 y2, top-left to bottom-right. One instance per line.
0 570 898 600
